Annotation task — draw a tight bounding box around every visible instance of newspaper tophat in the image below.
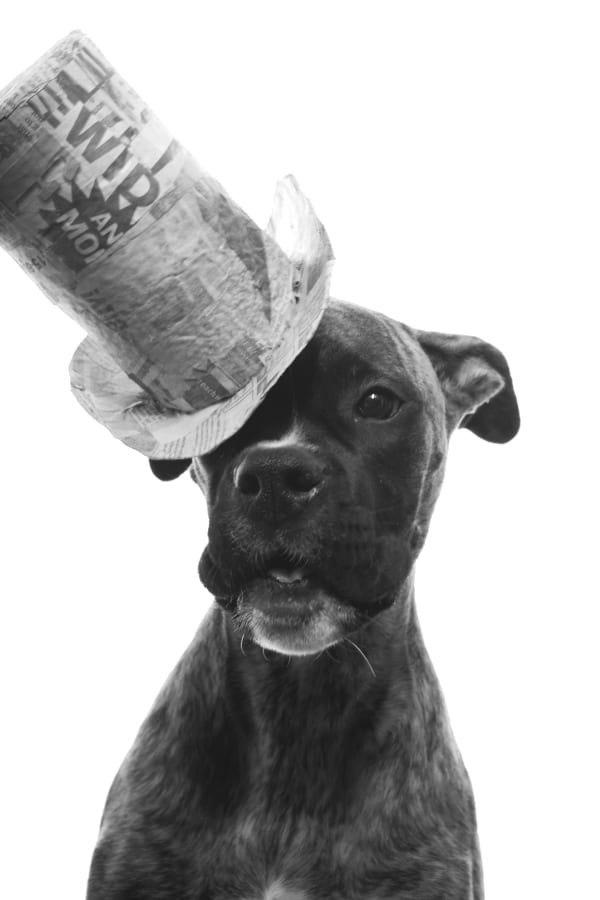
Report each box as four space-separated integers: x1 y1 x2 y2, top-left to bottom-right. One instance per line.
0 32 334 458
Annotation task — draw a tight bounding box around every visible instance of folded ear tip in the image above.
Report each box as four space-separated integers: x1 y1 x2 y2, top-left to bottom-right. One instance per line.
462 387 520 443
149 458 192 481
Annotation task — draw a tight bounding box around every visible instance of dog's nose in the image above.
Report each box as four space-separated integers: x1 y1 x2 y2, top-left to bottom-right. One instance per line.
233 445 324 516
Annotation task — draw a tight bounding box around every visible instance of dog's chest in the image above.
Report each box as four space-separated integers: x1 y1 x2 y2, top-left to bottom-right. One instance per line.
200 802 422 900
194 754 479 900
205 810 349 899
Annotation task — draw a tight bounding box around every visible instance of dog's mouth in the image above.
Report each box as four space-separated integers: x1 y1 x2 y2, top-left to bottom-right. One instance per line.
248 555 323 622
200 542 394 656
261 552 315 589
221 551 359 656
266 565 311 586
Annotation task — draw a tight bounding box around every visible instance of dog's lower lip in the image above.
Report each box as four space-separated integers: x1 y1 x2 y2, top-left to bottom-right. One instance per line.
252 588 318 627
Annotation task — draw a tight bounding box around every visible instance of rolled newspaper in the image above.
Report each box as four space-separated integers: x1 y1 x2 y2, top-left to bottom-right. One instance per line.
0 31 334 457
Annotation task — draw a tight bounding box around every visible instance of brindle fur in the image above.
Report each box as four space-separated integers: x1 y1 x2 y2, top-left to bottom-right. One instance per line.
87 301 519 900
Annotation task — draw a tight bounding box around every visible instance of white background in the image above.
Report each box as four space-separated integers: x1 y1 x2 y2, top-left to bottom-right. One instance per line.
1 2 598 898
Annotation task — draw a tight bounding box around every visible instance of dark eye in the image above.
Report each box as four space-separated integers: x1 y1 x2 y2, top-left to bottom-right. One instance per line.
356 387 403 420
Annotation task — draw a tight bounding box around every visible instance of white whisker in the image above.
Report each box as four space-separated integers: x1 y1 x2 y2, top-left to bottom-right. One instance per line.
344 637 376 678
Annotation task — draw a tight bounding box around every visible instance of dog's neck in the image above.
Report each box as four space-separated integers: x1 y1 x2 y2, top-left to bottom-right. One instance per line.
196 573 446 752
145 571 463 845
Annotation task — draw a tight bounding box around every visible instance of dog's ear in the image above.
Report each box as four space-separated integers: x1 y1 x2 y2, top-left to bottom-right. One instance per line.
415 330 520 443
148 458 192 481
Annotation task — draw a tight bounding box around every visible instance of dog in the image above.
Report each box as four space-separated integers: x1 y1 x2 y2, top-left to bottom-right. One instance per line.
86 299 519 900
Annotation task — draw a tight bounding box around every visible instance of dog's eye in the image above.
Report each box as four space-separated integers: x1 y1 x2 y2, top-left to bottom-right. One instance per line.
356 388 402 420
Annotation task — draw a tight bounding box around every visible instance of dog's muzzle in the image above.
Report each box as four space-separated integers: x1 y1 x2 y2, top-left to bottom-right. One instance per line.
231 444 349 655
200 443 364 655
199 439 402 656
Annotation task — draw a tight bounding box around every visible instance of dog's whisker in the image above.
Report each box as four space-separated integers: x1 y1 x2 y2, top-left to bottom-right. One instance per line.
344 637 376 678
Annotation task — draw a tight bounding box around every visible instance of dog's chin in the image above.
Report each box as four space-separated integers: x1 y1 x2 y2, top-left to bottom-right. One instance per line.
235 576 359 657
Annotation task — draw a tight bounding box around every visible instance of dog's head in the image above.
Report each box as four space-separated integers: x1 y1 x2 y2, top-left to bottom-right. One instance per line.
150 301 519 656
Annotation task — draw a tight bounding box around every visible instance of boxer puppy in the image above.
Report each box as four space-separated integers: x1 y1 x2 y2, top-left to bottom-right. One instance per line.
87 300 519 900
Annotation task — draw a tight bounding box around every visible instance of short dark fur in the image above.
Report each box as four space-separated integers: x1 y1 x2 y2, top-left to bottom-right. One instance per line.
88 301 519 899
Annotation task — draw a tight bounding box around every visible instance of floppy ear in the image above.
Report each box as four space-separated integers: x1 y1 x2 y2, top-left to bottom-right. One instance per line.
415 331 520 443
149 458 193 481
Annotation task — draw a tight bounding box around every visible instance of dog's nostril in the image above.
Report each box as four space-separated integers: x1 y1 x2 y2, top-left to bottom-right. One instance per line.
234 465 261 496
285 465 321 494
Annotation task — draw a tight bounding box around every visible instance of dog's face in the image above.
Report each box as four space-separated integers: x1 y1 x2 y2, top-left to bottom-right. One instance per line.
151 301 519 657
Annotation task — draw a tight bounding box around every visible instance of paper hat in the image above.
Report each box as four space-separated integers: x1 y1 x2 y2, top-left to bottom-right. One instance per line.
0 32 334 458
